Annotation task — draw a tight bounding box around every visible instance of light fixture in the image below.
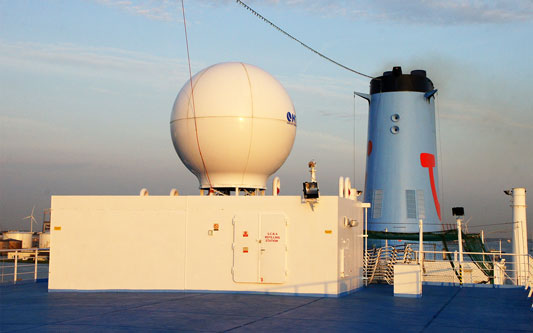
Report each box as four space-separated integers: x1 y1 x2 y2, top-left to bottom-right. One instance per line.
452 207 464 217
303 182 319 199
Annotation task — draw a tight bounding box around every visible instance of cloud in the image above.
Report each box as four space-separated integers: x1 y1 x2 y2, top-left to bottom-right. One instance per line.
366 0 533 24
94 0 533 24
264 0 533 24
95 0 178 21
0 40 192 91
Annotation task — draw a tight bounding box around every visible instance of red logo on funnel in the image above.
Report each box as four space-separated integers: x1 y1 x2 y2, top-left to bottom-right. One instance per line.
420 153 441 221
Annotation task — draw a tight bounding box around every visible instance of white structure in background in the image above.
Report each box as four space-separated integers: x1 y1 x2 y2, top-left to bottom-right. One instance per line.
3 231 33 249
49 62 366 296
39 232 51 248
506 188 529 285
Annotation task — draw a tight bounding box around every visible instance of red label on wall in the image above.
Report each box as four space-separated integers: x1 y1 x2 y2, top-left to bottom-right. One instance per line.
243 247 248 253
243 231 248 237
264 232 280 243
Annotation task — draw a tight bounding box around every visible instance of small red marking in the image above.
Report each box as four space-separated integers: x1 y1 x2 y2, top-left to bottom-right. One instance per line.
261 277 263 282
243 231 248 237
265 232 280 243
367 140 373 156
243 248 248 253
420 153 441 220
277 188 280 195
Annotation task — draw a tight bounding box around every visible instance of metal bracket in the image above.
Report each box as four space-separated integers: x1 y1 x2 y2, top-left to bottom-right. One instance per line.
424 89 438 101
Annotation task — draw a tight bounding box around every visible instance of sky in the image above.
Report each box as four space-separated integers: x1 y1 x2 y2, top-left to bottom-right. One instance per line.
0 0 532 240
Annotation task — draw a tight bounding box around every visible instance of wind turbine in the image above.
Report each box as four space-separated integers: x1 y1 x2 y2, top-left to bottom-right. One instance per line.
22 206 38 233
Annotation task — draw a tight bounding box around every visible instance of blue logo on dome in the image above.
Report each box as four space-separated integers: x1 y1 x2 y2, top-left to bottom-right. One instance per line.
286 112 296 126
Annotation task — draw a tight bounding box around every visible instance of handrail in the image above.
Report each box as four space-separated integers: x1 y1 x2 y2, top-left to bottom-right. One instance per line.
365 246 532 287
418 250 530 257
368 247 382 284
364 245 414 285
0 248 50 284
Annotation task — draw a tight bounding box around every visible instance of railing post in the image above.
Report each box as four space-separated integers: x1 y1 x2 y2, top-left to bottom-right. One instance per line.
364 206 368 286
14 251 18 283
34 248 38 281
418 219 424 265
457 218 464 263
457 218 464 284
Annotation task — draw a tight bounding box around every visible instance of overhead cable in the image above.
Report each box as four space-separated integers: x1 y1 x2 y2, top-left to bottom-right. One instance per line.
180 0 214 192
235 0 374 79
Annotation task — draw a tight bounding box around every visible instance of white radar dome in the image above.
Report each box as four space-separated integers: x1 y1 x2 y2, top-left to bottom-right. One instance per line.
170 62 296 190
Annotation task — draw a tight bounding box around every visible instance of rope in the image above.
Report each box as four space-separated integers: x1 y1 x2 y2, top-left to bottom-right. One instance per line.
180 0 213 192
235 0 374 79
353 92 356 183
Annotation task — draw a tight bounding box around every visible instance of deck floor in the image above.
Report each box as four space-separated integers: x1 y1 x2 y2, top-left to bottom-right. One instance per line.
1 281 532 332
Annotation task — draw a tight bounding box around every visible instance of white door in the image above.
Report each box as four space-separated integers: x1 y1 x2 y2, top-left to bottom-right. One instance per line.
259 213 287 283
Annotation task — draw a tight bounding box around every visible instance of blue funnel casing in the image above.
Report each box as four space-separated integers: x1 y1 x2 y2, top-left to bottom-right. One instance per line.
357 67 442 233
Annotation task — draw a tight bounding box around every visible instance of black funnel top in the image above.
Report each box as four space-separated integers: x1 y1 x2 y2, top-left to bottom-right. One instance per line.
370 66 434 94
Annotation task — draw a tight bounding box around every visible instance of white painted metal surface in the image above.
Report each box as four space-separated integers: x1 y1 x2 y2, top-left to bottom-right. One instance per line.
170 62 296 190
49 195 364 296
272 177 280 196
232 212 260 283
510 187 528 285
418 219 424 264
343 177 351 199
457 218 464 263
259 214 287 283
338 177 344 197
393 264 422 297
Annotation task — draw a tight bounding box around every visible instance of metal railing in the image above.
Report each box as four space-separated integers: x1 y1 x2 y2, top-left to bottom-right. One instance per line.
0 248 50 284
412 250 532 286
364 246 532 288
364 245 414 285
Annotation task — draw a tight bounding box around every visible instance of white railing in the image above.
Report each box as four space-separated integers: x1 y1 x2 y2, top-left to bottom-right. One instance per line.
364 247 532 287
411 250 532 286
526 255 533 300
0 248 50 284
365 247 532 308
364 245 414 285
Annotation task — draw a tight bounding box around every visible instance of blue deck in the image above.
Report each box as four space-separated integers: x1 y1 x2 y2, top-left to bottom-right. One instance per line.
1 281 532 332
